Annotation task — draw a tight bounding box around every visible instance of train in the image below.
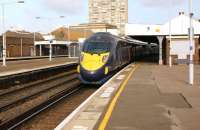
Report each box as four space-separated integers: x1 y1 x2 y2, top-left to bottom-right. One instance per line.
77 32 134 85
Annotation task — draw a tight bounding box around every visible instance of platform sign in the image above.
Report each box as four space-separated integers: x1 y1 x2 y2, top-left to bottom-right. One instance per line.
43 35 55 41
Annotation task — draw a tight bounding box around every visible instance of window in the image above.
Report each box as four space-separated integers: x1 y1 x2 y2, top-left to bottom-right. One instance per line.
83 42 111 54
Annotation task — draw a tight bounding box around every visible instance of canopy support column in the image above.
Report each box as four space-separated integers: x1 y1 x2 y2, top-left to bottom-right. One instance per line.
40 44 42 56
157 36 164 65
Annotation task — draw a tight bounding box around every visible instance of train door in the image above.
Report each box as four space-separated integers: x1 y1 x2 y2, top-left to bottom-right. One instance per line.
8 45 15 57
116 43 121 67
0 44 2 57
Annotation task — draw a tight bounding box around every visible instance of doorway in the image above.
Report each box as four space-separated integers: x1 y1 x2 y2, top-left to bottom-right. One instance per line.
199 49 200 64
130 36 159 63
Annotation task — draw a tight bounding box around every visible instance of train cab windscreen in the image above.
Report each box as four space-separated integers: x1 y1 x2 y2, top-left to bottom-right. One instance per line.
83 42 111 54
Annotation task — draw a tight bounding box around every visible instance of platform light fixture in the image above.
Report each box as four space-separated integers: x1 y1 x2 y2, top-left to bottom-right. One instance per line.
1 0 24 66
60 16 65 18
17 1 25 3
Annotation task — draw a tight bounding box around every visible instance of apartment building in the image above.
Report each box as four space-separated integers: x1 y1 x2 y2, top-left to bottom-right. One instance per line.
89 0 128 35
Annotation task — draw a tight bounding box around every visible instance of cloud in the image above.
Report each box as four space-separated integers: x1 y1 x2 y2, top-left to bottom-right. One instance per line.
42 0 86 14
140 0 184 8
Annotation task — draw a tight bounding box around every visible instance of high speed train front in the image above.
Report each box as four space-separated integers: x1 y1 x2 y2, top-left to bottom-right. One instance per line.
77 32 133 85
77 33 113 84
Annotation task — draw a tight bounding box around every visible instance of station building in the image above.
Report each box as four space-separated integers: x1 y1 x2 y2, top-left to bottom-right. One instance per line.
35 27 93 57
0 31 43 57
0 28 93 58
126 12 200 65
69 23 117 35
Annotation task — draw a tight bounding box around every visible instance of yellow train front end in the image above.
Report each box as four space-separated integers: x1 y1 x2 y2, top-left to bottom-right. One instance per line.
77 51 110 84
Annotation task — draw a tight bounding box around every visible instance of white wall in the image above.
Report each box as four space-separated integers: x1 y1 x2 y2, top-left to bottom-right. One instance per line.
126 14 200 36
125 24 162 36
35 40 69 45
171 40 195 59
162 15 200 35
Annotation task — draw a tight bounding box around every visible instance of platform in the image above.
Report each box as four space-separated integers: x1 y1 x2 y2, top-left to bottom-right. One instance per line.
0 57 78 77
0 55 68 62
55 63 200 130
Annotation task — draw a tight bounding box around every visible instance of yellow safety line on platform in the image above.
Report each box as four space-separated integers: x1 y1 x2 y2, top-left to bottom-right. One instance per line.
98 64 139 130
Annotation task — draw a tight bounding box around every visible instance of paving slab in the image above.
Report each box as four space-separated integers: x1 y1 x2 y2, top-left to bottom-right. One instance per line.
152 64 200 130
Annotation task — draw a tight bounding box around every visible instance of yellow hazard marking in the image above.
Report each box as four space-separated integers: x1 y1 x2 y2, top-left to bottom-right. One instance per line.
98 65 139 130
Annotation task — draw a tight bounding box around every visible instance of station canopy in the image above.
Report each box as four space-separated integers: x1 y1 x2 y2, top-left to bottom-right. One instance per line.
126 13 200 36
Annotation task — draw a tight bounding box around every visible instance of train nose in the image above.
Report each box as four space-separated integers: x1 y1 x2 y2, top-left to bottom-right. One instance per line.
80 66 104 82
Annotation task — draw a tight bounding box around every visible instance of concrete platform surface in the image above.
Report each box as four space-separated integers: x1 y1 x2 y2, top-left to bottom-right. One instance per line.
0 56 67 61
0 57 78 77
55 63 200 130
55 64 136 130
104 64 200 130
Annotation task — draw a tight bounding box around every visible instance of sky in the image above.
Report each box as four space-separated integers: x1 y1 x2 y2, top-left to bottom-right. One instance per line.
0 0 200 33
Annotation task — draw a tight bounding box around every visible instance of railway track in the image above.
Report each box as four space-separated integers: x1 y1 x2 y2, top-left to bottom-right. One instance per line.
0 70 77 112
0 64 85 130
17 86 97 130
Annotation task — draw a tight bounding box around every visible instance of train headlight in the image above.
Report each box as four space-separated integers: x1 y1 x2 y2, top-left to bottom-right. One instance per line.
77 65 80 73
102 55 109 63
104 67 109 75
80 54 84 62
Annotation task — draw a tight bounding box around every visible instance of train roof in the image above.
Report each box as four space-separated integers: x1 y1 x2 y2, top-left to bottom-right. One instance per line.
91 32 126 42
88 32 148 46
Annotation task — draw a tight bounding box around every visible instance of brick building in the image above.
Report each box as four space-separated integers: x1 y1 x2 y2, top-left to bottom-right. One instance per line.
0 31 43 57
69 23 117 35
34 27 93 57
51 26 93 41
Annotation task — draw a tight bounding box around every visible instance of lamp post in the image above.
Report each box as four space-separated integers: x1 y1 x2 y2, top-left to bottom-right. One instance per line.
68 24 71 58
35 16 42 57
169 21 172 67
189 0 194 85
20 37 23 57
2 3 6 66
1 0 24 66
169 0 172 67
33 31 36 56
49 40 52 61
35 15 65 61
